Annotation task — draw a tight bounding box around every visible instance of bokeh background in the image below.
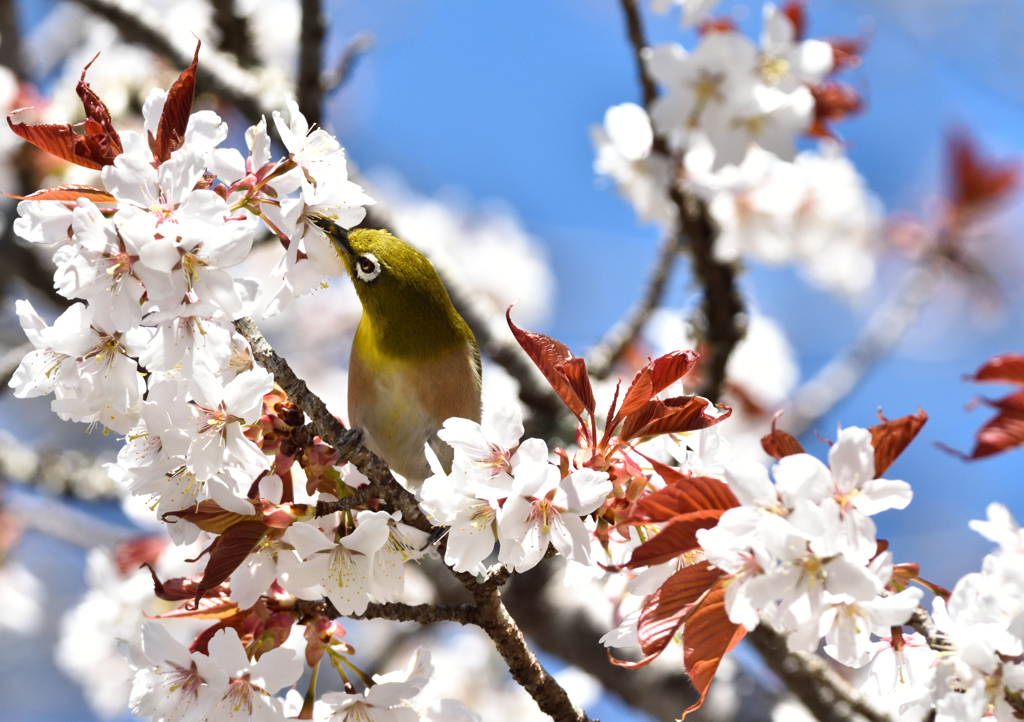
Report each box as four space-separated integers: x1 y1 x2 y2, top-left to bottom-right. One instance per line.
4 1 1024 720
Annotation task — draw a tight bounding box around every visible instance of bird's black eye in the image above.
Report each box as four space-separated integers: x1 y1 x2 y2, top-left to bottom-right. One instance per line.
355 253 381 282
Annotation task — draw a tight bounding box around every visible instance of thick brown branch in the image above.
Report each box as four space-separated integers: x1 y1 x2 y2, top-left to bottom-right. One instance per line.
781 257 944 436
468 581 592 722
618 0 744 403
234 316 591 721
748 625 891 722
587 232 683 379
233 316 431 532
352 601 478 626
297 0 325 127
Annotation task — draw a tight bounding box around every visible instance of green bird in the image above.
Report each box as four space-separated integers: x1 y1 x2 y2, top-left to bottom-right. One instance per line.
312 217 482 487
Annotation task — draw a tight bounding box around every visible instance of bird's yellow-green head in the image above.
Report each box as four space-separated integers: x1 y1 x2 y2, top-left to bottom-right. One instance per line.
312 217 477 361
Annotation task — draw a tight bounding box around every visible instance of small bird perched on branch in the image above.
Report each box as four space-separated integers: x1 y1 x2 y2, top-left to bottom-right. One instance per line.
312 217 482 487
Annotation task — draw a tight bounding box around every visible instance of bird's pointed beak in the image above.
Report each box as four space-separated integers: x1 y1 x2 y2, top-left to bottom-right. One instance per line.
311 215 353 255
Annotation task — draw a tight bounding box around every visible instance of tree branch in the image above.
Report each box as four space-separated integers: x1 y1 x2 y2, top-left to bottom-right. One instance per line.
781 257 945 436
234 315 590 722
321 33 375 95
748 625 892 722
467 581 593 722
233 316 430 532
617 0 744 403
587 231 683 378
352 601 478 626
907 605 955 654
297 0 325 127
210 0 258 68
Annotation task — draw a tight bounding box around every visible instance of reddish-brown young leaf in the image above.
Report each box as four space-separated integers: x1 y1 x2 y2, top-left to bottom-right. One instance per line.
868 408 927 476
696 17 738 34
163 499 269 534
192 521 268 605
154 41 201 163
8 113 107 170
620 396 731 441
507 307 590 419
616 561 724 667
624 462 738 525
75 54 122 158
626 510 725 569
3 184 116 202
808 82 862 139
144 564 223 601
966 407 1024 459
562 357 596 417
616 351 700 424
679 586 746 719
761 412 805 460
7 56 125 169
781 1 806 39
189 612 250 654
113 536 167 575
948 131 1020 217
827 36 866 74
971 354 1024 385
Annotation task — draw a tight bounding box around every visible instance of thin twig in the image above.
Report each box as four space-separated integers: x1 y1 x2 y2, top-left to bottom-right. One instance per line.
781 257 945 437
587 232 683 378
321 33 375 94
297 0 325 127
617 0 745 403
908 606 955 653
748 625 892 722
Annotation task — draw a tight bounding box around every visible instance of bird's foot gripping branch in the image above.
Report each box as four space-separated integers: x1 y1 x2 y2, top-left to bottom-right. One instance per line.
6 45 1017 722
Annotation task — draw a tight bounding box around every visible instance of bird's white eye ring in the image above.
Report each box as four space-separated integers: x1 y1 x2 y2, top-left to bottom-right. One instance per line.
355 253 381 282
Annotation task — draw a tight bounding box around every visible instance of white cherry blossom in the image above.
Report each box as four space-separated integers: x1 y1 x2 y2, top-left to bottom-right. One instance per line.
203 628 302 722
498 462 611 572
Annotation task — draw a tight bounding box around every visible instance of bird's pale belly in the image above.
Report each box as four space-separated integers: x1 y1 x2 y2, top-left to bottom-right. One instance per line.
348 342 480 485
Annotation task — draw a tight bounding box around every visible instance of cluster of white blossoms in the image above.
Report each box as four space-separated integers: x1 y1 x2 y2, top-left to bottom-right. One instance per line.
420 405 612 574
647 5 831 169
4 69 488 719
686 137 882 294
127 625 475 722
698 427 921 663
592 5 881 294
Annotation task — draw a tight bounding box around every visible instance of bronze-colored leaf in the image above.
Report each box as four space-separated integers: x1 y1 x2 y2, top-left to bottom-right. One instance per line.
154 40 200 162
868 408 927 476
626 510 725 569
3 184 117 202
760 411 805 460
624 462 737 524
620 396 731 441
192 521 268 605
163 499 267 534
970 353 1024 385
75 54 122 158
679 586 745 719
507 306 589 419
